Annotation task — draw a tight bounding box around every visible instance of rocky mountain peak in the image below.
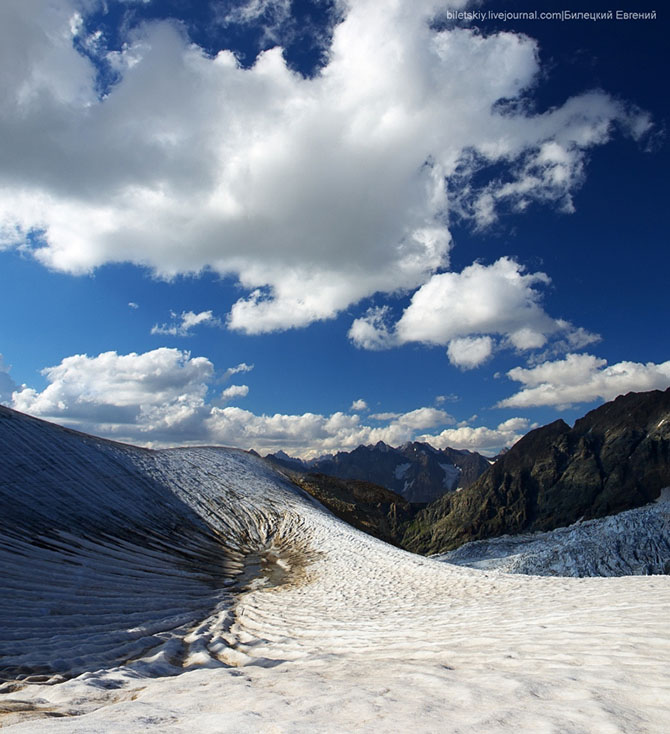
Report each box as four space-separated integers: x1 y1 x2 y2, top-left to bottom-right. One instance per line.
403 388 670 555
267 439 490 503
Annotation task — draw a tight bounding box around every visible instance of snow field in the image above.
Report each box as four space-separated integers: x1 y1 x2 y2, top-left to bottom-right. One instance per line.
1 408 669 732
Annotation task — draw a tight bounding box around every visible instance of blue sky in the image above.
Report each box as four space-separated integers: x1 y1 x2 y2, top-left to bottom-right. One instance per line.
0 0 667 457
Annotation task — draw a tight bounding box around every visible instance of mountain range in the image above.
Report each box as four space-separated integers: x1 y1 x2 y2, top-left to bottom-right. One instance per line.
266 441 491 503
403 388 670 554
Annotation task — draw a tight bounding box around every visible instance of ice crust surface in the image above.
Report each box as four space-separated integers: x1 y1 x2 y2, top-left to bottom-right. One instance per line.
1 407 670 732
435 495 670 577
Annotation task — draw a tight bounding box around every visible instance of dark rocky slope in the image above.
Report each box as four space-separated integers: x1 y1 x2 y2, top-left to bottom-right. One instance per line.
403 389 670 555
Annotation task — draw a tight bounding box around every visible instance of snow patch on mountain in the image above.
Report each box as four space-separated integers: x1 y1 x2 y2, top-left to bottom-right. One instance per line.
439 462 461 489
0 406 318 683
394 462 411 480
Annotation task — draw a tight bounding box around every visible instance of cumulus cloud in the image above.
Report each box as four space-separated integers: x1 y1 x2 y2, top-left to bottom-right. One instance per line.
370 411 400 420
151 310 221 337
9 347 532 455
205 404 455 456
419 417 532 454
12 348 213 438
447 335 493 369
507 327 547 351
350 398 367 411
0 0 647 335
347 306 396 351
393 407 451 429
499 353 670 409
221 384 249 402
435 393 458 405
349 258 591 362
449 96 651 229
523 322 601 364
394 258 557 346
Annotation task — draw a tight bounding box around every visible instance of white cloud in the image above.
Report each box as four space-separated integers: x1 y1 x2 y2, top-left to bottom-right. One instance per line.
447 335 493 369
128 301 139 309
151 310 221 337
560 325 602 350
523 321 601 364
450 95 651 229
393 407 452 430
507 327 546 350
205 404 455 456
435 393 458 405
215 0 292 29
499 353 670 409
0 1 647 334
224 362 255 379
419 417 532 455
370 411 401 421
0 355 19 405
7 346 478 455
347 306 396 351
349 258 591 361
221 384 249 402
11 348 213 438
390 258 554 345
351 398 367 411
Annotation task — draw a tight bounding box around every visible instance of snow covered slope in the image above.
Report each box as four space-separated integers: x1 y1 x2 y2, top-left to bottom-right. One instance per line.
435 493 670 576
2 406 670 733
0 406 317 682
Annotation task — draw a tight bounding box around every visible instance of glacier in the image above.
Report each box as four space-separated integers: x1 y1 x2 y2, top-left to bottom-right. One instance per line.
434 493 670 577
1 406 670 732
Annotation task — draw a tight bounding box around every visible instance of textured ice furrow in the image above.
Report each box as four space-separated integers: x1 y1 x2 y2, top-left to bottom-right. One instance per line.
0 408 312 684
